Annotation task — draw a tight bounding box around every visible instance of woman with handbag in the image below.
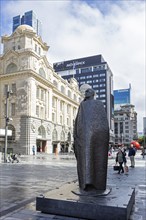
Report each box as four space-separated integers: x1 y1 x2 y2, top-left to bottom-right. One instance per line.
116 148 124 174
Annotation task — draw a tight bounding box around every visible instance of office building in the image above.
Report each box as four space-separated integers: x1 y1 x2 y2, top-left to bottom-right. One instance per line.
114 85 131 110
53 55 114 144
0 25 81 155
13 10 42 36
114 104 137 146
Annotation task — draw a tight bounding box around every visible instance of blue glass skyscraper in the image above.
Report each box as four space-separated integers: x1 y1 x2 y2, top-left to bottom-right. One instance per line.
114 84 131 110
13 10 42 36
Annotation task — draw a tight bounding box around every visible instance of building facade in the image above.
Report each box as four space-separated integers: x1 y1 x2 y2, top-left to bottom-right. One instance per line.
13 11 42 36
0 25 81 155
114 104 137 147
53 55 114 144
114 84 131 110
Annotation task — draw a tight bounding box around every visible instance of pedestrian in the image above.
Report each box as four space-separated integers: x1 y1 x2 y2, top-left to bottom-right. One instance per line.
116 148 124 174
32 145 35 155
141 147 145 159
128 144 136 167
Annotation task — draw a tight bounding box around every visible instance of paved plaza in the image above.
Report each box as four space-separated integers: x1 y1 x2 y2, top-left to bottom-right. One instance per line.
0 151 146 220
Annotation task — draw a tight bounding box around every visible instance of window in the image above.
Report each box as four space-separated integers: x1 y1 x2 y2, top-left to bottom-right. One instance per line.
67 105 71 114
115 122 118 134
93 66 98 71
35 44 37 52
93 74 99 77
80 76 85 79
100 83 106 87
12 83 16 95
37 87 39 99
61 85 65 94
100 73 105 77
99 78 105 82
39 68 46 78
81 67 92 73
40 107 44 119
8 124 15 140
100 89 105 92
93 79 98 83
86 80 92 83
36 106 39 117
120 122 123 134
76 69 79 74
11 103 15 116
93 85 98 88
6 63 17 73
52 112 55 122
60 101 64 111
73 94 77 101
41 89 44 101
38 47 41 55
4 85 8 95
68 90 71 98
53 80 58 88
67 117 70 126
100 94 106 98
86 75 92 79
52 97 57 108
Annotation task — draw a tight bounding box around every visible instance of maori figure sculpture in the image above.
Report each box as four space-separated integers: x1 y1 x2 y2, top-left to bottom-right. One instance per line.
74 88 109 192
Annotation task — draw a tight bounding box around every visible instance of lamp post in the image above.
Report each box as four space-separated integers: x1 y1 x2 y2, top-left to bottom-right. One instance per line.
4 86 12 163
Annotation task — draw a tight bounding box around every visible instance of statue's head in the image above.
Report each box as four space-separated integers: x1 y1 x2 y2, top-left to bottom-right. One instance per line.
85 88 95 100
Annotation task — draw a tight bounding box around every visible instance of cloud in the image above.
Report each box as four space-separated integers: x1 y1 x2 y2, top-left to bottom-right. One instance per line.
1 0 145 131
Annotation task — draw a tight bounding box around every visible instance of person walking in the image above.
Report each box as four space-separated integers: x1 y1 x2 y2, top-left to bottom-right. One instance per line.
32 145 35 155
128 144 136 167
116 148 124 174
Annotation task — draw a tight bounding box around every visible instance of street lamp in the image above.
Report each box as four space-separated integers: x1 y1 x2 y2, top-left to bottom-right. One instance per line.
4 86 12 163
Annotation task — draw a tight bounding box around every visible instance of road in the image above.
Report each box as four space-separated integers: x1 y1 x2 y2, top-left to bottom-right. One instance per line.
0 152 146 219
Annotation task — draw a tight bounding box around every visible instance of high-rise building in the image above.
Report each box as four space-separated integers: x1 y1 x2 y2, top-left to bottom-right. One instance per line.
53 55 115 144
13 10 42 36
114 84 131 110
0 25 80 154
114 104 137 147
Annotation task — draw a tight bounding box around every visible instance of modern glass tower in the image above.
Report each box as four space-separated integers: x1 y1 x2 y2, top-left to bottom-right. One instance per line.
53 54 115 144
12 10 42 36
114 84 131 110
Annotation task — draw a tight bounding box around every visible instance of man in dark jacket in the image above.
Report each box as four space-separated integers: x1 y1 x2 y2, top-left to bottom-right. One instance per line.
128 144 136 167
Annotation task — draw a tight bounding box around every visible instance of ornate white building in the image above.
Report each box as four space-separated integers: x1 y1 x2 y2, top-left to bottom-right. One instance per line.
0 25 81 155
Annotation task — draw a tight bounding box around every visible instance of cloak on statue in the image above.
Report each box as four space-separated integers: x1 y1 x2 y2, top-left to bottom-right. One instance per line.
74 99 109 191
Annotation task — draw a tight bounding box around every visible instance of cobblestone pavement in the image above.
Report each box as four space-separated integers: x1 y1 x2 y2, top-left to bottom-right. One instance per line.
0 152 146 220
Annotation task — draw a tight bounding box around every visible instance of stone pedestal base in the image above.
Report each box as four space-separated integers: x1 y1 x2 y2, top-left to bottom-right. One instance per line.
36 181 135 220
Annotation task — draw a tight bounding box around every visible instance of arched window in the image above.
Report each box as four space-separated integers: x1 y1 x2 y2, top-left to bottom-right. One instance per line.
53 80 58 88
68 90 71 98
6 63 17 73
39 68 46 78
61 85 65 94
8 124 15 140
52 129 58 141
60 130 65 141
73 94 77 101
38 126 46 139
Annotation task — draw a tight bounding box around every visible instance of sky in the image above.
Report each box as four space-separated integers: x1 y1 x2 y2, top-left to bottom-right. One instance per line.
0 0 145 132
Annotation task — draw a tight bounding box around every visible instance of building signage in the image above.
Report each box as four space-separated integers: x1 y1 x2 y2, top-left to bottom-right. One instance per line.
0 129 12 136
66 61 85 68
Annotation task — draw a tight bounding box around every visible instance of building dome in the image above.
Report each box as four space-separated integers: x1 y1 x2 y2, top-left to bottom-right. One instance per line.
15 25 36 33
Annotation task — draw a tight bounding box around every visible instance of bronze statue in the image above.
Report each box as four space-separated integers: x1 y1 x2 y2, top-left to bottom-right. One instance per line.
74 88 109 193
